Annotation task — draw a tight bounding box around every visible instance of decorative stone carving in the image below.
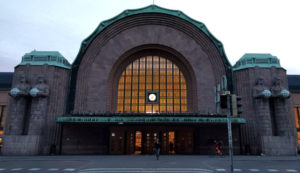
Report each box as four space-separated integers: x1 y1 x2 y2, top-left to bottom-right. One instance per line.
9 75 30 98
271 77 291 136
28 76 50 135
7 74 30 135
252 77 272 136
29 76 50 97
271 77 290 99
253 78 271 99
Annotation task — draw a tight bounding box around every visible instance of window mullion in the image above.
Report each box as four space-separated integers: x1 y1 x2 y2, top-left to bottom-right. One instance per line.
172 62 175 113
179 71 182 113
145 56 147 113
158 56 160 113
152 55 154 113
123 70 126 112
130 62 133 112
137 58 140 112
165 58 167 113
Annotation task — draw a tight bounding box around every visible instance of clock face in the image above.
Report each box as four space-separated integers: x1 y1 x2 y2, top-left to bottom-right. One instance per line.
146 91 159 104
148 93 157 102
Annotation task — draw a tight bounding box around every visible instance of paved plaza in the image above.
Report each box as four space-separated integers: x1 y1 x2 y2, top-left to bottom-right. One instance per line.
0 155 299 172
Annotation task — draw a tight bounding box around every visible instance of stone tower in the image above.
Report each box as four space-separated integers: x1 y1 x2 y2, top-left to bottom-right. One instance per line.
233 53 297 155
2 51 71 155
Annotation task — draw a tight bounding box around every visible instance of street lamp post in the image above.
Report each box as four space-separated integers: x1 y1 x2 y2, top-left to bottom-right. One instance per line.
227 94 233 173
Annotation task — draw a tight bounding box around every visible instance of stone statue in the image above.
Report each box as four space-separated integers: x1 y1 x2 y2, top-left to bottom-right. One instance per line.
7 74 30 135
270 77 291 136
28 76 50 136
252 77 272 136
252 78 271 99
9 75 30 98
29 76 50 97
271 77 290 99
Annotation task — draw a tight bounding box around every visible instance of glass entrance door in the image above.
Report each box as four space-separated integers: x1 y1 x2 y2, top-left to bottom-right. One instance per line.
168 131 175 154
135 131 142 154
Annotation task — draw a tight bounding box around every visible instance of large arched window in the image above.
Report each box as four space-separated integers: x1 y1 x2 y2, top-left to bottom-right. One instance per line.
116 56 187 113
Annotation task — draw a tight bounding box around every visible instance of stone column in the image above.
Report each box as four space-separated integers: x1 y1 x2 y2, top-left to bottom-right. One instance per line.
271 77 291 136
7 75 30 135
252 78 273 136
28 76 50 135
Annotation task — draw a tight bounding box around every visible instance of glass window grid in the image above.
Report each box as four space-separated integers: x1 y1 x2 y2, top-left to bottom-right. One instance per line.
294 107 300 145
116 56 187 113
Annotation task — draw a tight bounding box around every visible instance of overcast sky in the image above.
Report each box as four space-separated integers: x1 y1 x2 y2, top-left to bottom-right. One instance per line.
1 0 299 74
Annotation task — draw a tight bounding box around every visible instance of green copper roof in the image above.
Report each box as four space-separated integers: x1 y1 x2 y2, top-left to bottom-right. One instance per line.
233 53 282 71
19 50 71 69
73 5 231 68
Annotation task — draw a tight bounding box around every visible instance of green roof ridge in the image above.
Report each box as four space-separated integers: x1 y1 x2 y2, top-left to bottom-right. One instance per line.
233 53 282 71
73 5 232 69
19 50 71 69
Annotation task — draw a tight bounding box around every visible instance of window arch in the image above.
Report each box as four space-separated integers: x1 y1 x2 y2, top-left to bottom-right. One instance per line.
116 55 187 113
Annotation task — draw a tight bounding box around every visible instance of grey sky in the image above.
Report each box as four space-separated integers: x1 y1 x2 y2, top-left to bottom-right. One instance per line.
1 0 299 74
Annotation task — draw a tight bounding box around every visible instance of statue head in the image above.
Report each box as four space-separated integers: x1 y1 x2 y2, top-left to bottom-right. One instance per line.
255 77 264 86
272 77 281 87
19 74 28 84
37 76 46 84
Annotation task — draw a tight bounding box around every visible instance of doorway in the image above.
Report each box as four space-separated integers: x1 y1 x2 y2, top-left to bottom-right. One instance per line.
135 131 142 154
168 131 175 154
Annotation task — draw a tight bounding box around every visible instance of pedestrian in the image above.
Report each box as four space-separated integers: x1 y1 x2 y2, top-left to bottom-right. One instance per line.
154 139 161 160
215 140 223 156
169 142 173 152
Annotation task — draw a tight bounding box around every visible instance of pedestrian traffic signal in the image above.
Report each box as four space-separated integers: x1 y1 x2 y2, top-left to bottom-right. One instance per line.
231 94 243 116
236 95 243 115
220 94 228 109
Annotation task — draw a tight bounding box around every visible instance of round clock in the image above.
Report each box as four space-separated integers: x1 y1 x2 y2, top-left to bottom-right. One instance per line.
148 93 157 101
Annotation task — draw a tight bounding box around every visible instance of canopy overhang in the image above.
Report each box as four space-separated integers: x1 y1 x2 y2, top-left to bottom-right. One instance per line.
56 116 246 124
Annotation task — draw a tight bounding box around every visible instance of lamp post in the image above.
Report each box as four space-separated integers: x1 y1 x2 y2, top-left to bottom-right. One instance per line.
226 93 233 173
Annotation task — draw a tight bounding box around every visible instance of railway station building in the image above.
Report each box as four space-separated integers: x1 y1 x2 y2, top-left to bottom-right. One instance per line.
0 5 299 156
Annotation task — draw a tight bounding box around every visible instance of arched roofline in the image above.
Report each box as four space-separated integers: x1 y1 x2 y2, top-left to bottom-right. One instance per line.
72 5 232 71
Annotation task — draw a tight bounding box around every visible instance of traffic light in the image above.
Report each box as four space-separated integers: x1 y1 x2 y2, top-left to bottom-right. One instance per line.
231 94 243 116
236 95 243 115
220 94 228 109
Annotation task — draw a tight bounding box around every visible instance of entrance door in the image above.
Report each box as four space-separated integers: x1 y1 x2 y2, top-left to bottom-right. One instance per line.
143 132 159 154
168 131 175 154
135 131 142 154
109 129 125 154
176 130 194 154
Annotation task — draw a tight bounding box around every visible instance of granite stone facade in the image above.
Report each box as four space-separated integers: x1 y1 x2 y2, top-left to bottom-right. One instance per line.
234 67 297 155
2 65 69 155
1 5 297 156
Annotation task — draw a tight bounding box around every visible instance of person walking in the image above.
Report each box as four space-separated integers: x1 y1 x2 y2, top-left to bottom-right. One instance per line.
154 139 161 160
215 140 223 156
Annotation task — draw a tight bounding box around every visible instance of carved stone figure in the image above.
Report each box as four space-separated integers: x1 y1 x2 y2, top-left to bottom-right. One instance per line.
252 77 272 136
28 76 50 135
253 78 271 99
271 77 290 99
29 76 50 98
7 74 30 135
271 77 291 136
9 75 30 98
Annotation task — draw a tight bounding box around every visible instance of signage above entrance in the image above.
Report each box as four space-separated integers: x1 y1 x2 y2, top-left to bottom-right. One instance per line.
56 116 246 124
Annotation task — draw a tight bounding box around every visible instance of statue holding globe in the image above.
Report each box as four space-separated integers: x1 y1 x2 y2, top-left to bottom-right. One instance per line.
253 77 271 99
252 77 273 136
7 74 30 135
28 76 50 135
271 77 290 99
271 77 291 136
9 75 30 98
